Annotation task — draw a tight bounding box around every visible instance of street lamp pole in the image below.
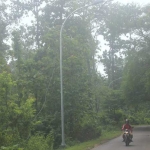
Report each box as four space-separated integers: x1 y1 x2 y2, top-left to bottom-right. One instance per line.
60 0 105 147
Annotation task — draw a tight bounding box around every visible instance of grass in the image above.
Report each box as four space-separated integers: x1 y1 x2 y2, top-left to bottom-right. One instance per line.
62 130 121 150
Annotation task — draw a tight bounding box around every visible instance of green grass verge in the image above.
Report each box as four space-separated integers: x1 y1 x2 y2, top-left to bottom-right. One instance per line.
64 130 121 150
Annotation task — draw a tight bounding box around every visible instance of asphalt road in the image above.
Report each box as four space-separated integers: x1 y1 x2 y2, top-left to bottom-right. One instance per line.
91 126 150 150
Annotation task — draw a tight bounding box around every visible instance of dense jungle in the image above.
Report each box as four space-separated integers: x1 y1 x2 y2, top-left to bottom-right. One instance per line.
0 0 150 149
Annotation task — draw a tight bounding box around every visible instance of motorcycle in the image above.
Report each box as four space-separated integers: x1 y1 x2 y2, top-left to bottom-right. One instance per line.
123 129 132 146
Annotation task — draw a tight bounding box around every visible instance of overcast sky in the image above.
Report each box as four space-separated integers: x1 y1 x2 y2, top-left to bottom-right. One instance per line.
115 0 150 6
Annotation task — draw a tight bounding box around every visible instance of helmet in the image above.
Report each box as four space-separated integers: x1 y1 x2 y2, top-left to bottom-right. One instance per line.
125 119 129 124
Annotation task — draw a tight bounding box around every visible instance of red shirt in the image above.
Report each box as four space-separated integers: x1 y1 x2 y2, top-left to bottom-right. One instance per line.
122 124 132 132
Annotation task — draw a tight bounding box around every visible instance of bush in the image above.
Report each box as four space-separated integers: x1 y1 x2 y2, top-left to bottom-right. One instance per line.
114 110 126 126
128 115 140 125
0 129 20 148
76 124 102 142
25 133 54 150
144 118 150 124
98 113 111 125
65 137 80 146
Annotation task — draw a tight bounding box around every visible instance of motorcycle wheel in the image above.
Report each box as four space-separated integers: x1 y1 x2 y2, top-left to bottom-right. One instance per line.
125 136 129 146
126 140 129 146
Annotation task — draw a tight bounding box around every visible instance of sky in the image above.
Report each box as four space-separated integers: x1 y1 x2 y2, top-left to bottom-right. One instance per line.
115 0 150 6
22 0 150 26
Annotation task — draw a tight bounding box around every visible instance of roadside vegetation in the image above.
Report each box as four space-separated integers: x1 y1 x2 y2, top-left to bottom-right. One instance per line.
0 0 150 150
64 130 121 150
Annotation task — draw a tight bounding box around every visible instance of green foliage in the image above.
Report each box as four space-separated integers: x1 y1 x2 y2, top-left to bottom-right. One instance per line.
0 71 36 147
144 118 150 124
0 145 23 150
64 130 121 150
75 113 102 142
98 109 125 129
127 109 150 125
0 129 20 148
25 133 54 150
0 0 150 149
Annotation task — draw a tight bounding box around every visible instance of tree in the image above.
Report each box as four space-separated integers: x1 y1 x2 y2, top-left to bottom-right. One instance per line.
0 1 9 72
0 71 35 147
95 3 142 86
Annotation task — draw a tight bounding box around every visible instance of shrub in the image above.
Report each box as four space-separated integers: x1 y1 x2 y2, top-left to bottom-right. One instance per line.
0 129 20 148
65 137 80 146
25 133 54 150
74 113 102 142
76 124 102 142
144 118 150 124
128 115 140 125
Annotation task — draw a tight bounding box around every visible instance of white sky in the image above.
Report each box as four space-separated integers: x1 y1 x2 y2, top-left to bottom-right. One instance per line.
22 0 150 26
115 0 150 6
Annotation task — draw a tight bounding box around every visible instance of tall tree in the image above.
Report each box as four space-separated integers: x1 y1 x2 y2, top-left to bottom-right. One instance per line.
0 1 9 72
95 3 141 87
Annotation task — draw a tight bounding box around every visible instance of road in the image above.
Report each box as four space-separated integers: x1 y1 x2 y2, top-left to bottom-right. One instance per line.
91 126 150 150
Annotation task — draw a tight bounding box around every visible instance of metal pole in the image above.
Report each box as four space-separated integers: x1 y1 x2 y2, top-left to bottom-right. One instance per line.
60 0 104 147
60 6 88 147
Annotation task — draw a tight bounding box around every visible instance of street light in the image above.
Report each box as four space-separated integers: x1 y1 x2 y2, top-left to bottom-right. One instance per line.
60 0 105 147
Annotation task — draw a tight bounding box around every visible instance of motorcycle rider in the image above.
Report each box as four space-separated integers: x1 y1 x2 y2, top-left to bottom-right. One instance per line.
122 119 133 142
